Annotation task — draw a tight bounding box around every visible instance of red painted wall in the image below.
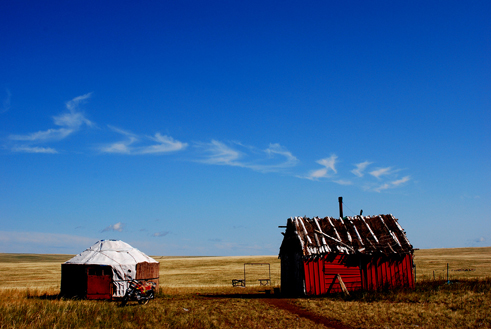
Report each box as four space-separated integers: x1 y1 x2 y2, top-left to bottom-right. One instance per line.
303 253 414 296
363 254 414 290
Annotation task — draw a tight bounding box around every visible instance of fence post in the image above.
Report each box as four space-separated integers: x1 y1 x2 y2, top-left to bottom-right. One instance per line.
447 263 449 284
414 263 416 284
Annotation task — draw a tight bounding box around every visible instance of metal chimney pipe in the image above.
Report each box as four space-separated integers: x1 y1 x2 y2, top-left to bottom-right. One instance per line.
338 196 343 219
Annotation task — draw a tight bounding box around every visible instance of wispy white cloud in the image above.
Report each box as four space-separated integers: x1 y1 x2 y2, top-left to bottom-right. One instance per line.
249 143 299 172
100 140 135 154
374 176 411 192
152 231 169 237
264 143 298 167
140 133 188 154
196 140 242 165
102 222 124 232
9 128 73 142
99 126 137 154
300 154 410 192
8 93 94 149
306 154 338 180
391 176 411 186
460 194 481 200
55 94 94 128
100 126 187 155
334 179 352 185
370 167 393 179
308 168 328 180
65 93 92 112
317 156 338 174
11 146 58 154
466 236 489 247
351 161 372 177
196 140 298 173
374 183 391 192
265 143 297 164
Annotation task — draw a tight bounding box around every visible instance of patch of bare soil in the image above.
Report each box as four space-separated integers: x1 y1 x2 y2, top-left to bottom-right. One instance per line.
261 298 354 329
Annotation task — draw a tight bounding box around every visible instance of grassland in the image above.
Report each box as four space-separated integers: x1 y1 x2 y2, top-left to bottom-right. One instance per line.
153 255 281 288
413 247 491 281
0 247 490 328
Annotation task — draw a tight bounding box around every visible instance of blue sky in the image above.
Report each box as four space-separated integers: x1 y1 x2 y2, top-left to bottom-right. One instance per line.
1 1 489 256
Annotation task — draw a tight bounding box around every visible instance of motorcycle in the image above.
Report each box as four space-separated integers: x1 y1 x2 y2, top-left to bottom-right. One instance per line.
120 279 157 306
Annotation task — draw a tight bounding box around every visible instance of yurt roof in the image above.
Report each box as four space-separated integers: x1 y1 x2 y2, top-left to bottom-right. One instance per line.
65 239 158 266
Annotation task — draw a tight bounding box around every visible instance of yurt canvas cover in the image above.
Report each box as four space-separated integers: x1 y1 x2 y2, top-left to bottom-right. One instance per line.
61 240 159 299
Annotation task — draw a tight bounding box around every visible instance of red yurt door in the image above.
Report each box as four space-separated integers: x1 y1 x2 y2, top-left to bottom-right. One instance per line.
87 266 113 299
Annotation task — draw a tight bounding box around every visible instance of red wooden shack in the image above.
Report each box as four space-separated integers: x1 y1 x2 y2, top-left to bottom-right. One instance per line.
279 214 414 296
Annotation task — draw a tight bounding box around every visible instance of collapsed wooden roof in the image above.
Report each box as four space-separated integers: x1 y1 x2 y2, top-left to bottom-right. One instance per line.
280 214 413 256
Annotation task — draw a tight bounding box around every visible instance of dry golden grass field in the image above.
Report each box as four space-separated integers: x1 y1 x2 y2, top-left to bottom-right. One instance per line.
0 247 490 328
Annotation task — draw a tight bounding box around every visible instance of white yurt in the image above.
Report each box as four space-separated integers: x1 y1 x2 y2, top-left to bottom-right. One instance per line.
60 240 159 299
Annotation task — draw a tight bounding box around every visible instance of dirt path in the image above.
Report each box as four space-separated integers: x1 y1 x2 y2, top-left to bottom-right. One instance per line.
201 293 355 329
261 298 354 329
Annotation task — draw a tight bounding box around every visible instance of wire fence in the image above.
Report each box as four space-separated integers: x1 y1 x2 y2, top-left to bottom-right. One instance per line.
414 262 484 283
